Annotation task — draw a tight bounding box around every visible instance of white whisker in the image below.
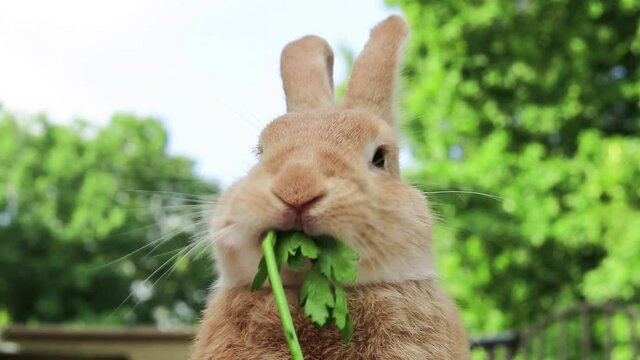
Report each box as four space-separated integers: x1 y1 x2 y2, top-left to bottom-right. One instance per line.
109 242 197 317
423 190 502 201
95 228 182 270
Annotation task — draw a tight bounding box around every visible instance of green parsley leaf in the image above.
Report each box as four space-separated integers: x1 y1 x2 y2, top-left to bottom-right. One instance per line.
341 314 354 343
315 236 359 283
332 282 348 329
275 231 295 266
333 283 354 342
251 256 268 291
287 249 306 270
297 234 319 259
300 266 334 325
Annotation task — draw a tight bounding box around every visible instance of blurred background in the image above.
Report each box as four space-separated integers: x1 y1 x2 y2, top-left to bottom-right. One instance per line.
1 0 638 359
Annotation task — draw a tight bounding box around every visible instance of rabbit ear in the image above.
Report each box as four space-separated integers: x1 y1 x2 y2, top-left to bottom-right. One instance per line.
343 16 409 124
281 35 335 112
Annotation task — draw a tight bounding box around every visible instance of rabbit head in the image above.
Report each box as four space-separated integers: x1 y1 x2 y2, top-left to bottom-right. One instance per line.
211 16 437 288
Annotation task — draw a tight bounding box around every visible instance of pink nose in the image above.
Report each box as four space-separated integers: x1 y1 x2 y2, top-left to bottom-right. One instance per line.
275 192 324 213
271 162 326 212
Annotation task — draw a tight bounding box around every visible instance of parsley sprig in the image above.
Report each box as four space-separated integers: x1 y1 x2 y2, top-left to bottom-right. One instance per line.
251 230 359 359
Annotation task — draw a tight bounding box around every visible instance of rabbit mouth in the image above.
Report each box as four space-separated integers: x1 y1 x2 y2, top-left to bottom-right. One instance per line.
280 208 321 235
255 215 321 246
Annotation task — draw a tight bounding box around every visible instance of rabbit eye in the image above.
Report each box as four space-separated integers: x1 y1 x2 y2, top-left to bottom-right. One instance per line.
372 147 386 169
253 145 263 157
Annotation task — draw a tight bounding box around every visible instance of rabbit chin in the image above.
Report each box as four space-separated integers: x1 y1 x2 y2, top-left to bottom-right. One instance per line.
210 224 439 289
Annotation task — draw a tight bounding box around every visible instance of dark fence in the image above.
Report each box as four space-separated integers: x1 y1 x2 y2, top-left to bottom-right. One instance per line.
471 303 640 360
471 331 520 359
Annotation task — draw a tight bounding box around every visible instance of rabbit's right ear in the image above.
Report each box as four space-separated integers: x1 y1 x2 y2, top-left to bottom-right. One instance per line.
281 35 335 113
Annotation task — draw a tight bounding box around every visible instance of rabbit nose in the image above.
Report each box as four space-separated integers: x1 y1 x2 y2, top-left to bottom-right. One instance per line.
271 162 326 211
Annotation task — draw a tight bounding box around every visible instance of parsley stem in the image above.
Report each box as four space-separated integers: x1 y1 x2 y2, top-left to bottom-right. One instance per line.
262 230 304 360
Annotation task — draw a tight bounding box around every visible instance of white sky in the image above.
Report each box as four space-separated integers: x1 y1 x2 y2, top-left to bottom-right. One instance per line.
0 0 403 187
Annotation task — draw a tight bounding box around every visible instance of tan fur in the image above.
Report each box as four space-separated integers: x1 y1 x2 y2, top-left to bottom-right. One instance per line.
281 35 335 112
194 16 470 359
195 280 468 360
342 15 408 124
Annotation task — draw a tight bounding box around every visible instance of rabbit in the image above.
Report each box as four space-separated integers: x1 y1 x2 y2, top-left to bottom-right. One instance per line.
193 15 470 360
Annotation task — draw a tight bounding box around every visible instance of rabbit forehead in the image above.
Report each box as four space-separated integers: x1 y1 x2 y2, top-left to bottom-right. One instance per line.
259 110 391 150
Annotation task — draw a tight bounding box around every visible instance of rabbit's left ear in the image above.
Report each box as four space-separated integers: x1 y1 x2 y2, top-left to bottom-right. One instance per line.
342 16 410 125
281 35 335 113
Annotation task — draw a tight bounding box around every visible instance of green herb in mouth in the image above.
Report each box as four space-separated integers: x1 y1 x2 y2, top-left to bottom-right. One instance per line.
251 230 359 359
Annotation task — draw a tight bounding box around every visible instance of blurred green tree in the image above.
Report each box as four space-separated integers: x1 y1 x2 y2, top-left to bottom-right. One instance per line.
0 108 218 325
390 0 640 335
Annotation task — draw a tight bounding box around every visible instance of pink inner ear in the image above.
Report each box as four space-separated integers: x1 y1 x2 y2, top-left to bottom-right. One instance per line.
280 35 335 113
342 15 410 125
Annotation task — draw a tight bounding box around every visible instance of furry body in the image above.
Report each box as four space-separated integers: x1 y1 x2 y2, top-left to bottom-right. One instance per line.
194 280 469 360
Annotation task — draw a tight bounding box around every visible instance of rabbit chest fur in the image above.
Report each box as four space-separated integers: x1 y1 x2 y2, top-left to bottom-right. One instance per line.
194 280 469 360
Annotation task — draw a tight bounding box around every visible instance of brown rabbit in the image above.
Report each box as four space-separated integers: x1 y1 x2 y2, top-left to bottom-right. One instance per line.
193 16 470 360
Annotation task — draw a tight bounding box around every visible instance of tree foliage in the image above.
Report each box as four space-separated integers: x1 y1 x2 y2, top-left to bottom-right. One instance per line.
0 108 218 325
390 0 640 334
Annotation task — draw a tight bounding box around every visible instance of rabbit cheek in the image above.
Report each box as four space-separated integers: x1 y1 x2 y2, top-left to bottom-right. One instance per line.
214 241 264 287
